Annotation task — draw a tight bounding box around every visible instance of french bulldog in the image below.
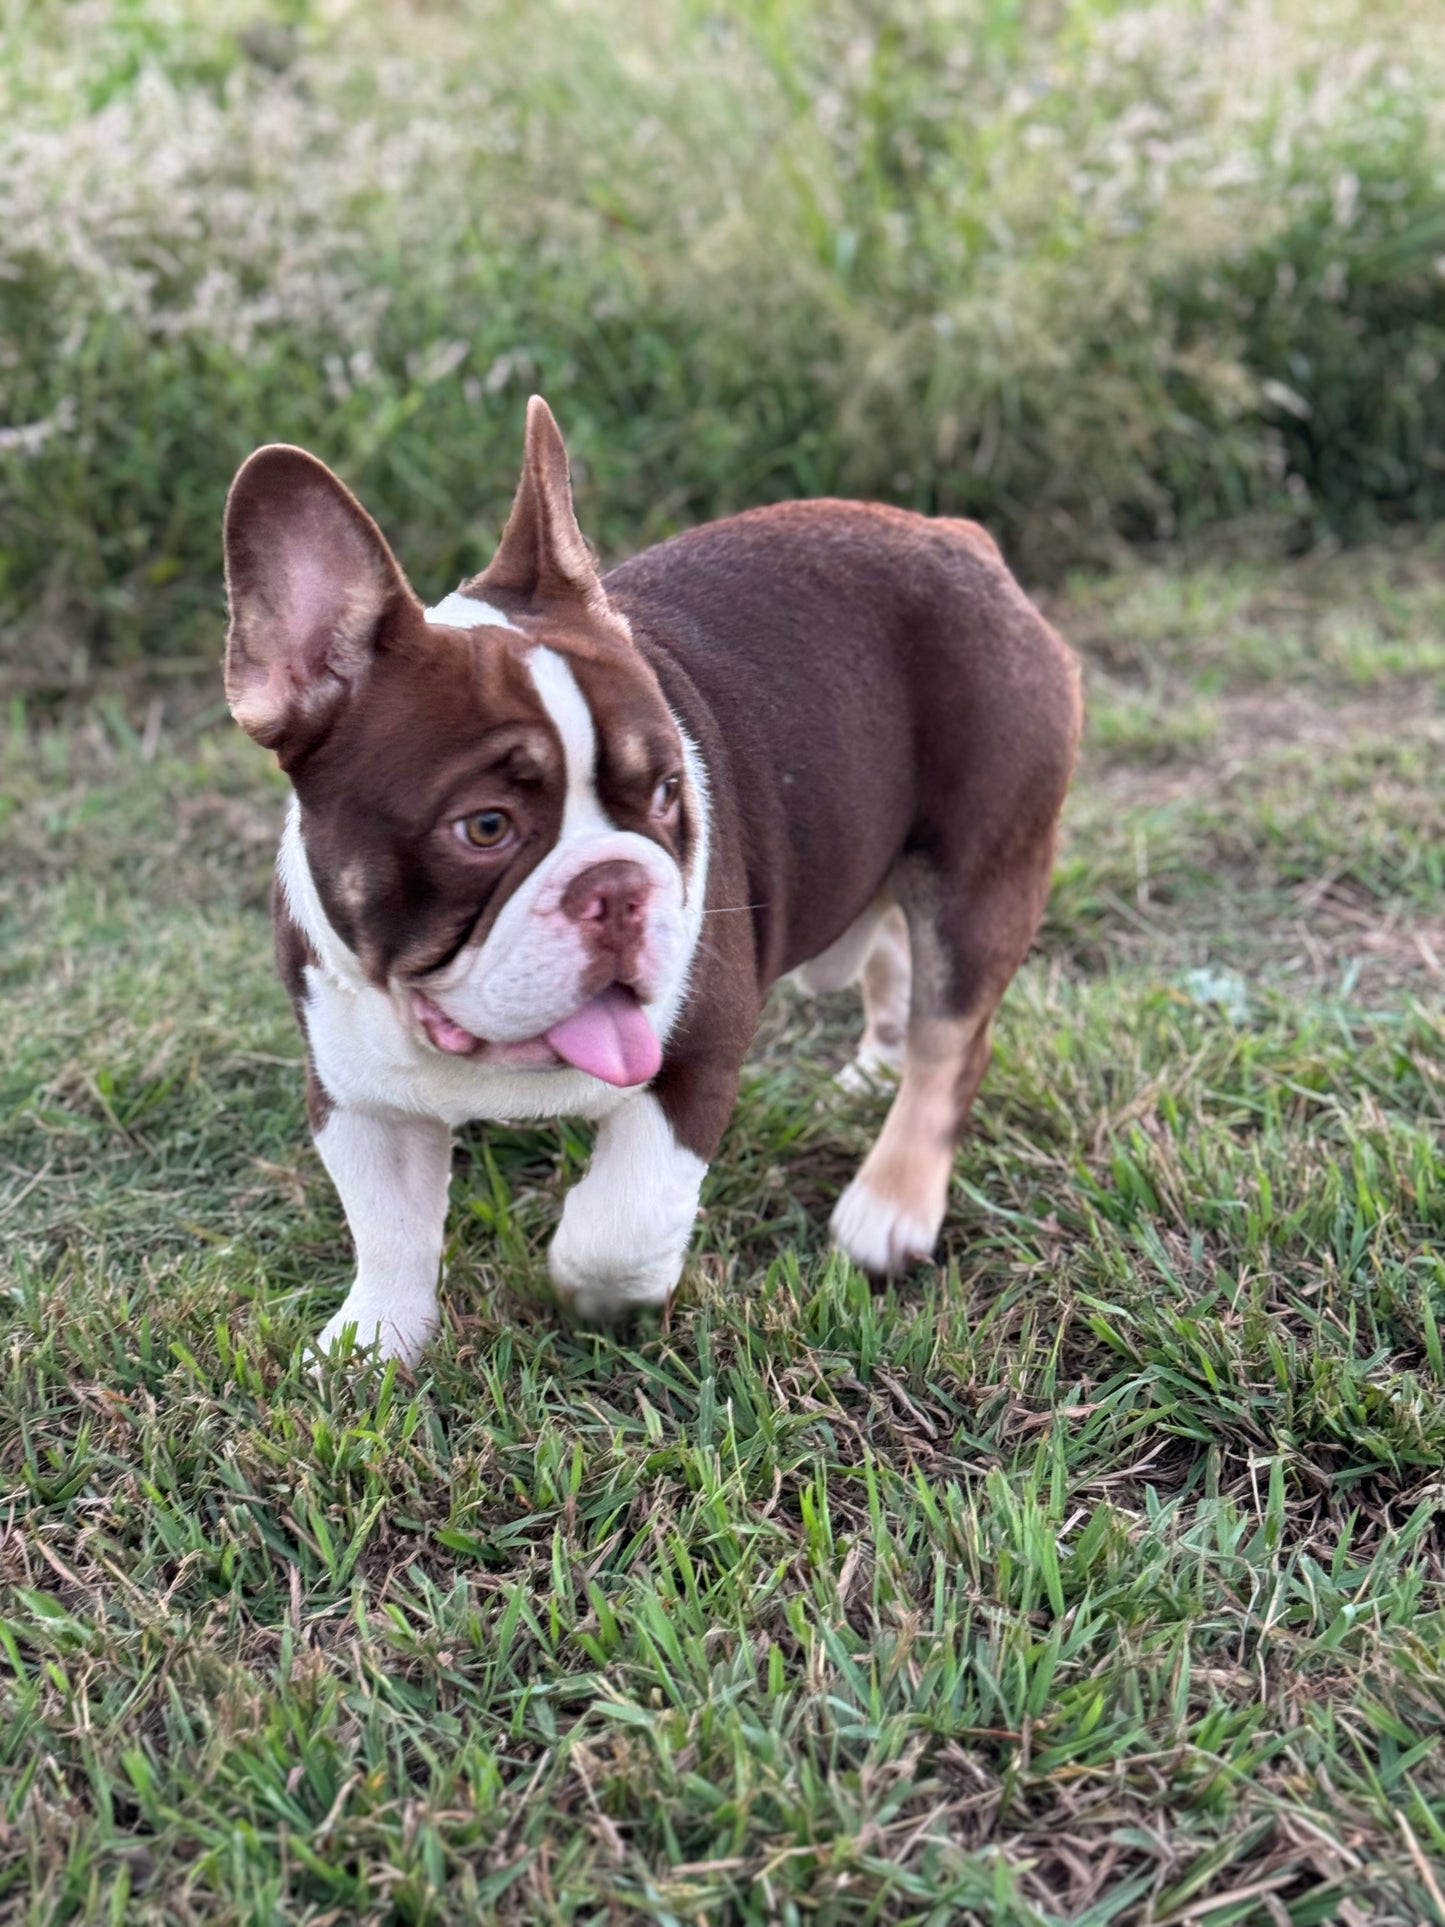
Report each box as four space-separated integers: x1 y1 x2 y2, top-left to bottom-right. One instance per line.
222 398 1080 1361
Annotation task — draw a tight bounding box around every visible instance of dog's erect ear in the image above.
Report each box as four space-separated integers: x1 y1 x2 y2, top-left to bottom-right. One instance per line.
223 446 417 752
470 396 607 615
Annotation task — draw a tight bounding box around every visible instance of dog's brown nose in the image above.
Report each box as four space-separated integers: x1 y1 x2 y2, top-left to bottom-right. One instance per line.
561 860 651 957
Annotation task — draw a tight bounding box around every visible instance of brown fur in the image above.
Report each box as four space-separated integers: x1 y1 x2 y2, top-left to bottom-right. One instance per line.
603 500 1082 1162
225 397 1081 1302
224 428 690 997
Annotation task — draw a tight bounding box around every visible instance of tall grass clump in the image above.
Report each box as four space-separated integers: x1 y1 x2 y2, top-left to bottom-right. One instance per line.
1 0 1442 676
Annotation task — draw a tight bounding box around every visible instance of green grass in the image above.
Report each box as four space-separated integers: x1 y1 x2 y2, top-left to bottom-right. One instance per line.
2 544 1443 1922
3 0 1445 678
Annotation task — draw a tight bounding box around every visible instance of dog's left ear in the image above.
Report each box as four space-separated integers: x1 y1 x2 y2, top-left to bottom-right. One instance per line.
469 396 609 617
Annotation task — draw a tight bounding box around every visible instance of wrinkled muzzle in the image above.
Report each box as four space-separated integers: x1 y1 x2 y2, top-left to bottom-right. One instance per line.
411 828 691 1084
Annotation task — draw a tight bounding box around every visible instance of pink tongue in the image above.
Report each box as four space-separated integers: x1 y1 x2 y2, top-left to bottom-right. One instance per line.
544 987 662 1088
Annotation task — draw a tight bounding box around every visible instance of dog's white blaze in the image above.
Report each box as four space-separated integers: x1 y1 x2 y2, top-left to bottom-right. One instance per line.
424 590 523 633
276 795 627 1123
527 645 613 837
275 677 714 1118
425 654 711 1052
549 1091 706 1319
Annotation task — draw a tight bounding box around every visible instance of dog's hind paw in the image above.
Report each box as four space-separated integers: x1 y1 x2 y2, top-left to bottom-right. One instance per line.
834 1048 903 1098
830 1175 941 1278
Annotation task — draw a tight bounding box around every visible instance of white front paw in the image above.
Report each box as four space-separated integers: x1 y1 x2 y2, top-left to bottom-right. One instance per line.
830 1175 942 1277
313 1294 438 1367
548 1228 682 1325
547 1091 706 1325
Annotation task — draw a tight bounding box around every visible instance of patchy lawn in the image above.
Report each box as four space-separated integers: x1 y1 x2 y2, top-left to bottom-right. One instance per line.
1 540 1442 1923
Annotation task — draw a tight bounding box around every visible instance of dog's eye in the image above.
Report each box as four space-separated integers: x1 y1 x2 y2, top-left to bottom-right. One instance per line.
455 809 512 850
652 774 681 817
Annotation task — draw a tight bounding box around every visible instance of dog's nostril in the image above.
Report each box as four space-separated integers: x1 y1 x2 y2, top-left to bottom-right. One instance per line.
561 861 651 933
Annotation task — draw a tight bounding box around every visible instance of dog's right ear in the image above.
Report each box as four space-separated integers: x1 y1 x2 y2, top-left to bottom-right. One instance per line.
222 446 417 753
469 396 609 618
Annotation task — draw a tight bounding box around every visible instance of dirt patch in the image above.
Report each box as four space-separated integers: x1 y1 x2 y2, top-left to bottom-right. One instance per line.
1086 685 1445 806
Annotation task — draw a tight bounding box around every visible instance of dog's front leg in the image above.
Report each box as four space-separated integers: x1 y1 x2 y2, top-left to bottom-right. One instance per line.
312 1107 453 1364
549 1089 714 1323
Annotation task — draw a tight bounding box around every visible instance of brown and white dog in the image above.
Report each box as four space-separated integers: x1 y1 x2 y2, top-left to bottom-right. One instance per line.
222 398 1081 1362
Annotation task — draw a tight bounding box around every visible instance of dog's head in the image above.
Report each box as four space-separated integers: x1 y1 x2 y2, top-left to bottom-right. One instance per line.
222 397 705 1087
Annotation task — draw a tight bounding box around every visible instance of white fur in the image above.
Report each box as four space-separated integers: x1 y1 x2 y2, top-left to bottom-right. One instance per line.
299 949 631 1128
424 591 523 633
280 649 717 1349
312 1107 452 1363
676 725 710 965
834 1050 904 1096
794 898 911 1091
549 1092 706 1320
278 800 367 992
527 645 613 836
830 1175 942 1277
829 1012 969 1276
279 653 712 1126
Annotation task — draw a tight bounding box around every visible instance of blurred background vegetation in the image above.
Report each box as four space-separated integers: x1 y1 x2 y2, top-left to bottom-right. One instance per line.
1 0 1442 681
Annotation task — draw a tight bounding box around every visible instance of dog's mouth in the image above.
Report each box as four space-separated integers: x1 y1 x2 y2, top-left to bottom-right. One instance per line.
411 985 662 1089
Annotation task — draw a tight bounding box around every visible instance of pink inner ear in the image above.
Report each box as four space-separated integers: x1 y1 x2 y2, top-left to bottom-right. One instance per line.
229 543 354 733
225 442 415 744
280 540 360 678
283 546 343 644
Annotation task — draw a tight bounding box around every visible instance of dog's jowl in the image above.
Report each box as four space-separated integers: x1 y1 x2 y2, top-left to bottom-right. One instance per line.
222 398 1082 1360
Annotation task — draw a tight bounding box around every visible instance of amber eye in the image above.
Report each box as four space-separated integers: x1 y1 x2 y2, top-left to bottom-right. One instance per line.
455 809 512 850
652 774 682 817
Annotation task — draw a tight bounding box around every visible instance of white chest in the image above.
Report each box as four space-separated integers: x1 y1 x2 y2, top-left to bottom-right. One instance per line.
301 968 630 1128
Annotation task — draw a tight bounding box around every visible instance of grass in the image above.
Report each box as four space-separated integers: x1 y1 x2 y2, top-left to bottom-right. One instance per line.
2 540 1443 1922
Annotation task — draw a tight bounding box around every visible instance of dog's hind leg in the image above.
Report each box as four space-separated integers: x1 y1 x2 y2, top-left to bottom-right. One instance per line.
828 851 1052 1277
791 897 890 997
792 897 912 1090
838 903 911 1090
